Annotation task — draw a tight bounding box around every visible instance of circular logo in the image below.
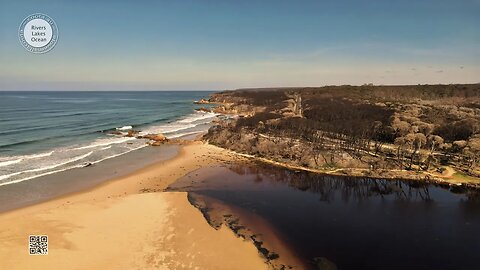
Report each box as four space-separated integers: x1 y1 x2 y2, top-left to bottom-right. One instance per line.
19 13 58 54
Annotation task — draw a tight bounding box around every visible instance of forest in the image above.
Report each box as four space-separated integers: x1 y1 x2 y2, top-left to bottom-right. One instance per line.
204 84 480 183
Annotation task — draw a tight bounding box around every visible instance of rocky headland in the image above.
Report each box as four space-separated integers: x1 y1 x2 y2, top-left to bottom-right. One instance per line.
201 84 480 188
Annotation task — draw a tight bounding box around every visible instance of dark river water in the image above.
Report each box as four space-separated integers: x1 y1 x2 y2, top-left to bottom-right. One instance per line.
168 162 480 270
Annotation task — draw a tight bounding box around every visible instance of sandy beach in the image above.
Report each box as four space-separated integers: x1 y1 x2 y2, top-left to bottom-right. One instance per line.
2 1 478 268
0 142 269 270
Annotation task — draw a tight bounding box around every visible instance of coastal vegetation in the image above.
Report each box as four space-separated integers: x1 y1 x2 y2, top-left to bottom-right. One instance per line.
203 84 480 186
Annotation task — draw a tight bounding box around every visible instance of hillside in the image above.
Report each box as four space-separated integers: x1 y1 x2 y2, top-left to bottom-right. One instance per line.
203 84 480 186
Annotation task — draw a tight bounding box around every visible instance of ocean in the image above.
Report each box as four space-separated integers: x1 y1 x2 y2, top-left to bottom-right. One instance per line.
0 91 216 186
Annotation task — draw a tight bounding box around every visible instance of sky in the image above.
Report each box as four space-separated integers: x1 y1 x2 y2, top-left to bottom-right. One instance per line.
0 0 479 90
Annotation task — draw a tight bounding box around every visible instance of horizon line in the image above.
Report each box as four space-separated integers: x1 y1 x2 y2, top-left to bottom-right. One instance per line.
2 82 479 92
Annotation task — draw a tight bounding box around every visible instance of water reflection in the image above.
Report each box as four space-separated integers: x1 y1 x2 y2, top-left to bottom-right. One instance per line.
230 163 439 203
169 162 480 270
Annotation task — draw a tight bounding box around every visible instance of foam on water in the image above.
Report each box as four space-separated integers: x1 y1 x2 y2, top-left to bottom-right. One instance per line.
0 151 94 182
178 111 218 123
25 151 55 159
142 111 217 138
0 151 55 167
0 110 218 186
72 137 136 150
116 125 133 131
0 159 23 167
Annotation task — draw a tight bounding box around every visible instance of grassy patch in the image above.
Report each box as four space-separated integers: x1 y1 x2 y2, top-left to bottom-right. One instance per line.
452 172 480 182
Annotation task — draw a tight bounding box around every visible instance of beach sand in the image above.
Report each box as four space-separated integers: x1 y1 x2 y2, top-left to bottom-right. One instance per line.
0 142 268 270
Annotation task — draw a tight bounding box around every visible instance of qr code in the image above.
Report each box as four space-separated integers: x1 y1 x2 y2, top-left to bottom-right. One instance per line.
29 235 48 255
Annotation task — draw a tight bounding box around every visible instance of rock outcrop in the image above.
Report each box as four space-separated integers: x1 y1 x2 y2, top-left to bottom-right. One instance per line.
125 130 140 137
195 107 213 113
109 130 123 135
193 98 210 104
137 133 168 146
203 84 480 182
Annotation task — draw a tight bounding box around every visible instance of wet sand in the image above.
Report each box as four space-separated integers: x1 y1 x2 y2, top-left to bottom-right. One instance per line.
187 192 309 269
170 163 480 270
0 142 269 270
0 145 179 212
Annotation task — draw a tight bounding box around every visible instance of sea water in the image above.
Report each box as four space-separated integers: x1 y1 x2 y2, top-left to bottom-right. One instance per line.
0 91 216 185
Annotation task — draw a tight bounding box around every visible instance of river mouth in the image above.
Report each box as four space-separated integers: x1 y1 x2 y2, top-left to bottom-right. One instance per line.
167 161 480 270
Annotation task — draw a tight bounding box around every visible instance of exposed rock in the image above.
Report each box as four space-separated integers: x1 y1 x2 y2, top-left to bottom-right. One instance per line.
204 85 480 182
139 133 169 146
193 98 210 104
125 130 140 137
195 107 213 113
109 130 123 135
212 105 228 114
148 141 164 146
139 133 167 141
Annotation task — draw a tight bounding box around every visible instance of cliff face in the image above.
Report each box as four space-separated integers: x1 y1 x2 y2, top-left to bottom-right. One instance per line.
205 84 480 181
208 89 305 117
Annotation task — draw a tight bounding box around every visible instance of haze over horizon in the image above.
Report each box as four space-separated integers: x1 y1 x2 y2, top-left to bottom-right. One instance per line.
1 0 479 91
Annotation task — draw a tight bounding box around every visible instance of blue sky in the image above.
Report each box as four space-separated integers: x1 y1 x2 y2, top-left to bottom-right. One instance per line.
0 0 479 90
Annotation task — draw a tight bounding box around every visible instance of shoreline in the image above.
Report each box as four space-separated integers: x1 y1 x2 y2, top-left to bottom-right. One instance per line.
0 142 271 270
0 144 180 213
1 138 478 269
200 92 480 189
225 148 480 189
168 157 480 270
186 192 311 269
